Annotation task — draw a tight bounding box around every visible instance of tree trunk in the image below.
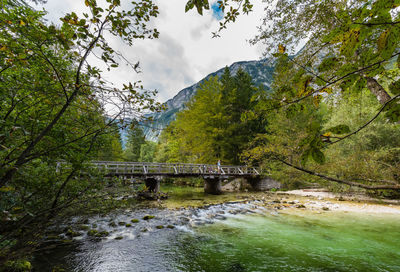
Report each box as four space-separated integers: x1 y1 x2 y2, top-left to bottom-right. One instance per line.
366 77 392 105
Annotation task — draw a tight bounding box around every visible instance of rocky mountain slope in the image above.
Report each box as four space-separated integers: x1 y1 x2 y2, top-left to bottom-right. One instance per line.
142 59 275 141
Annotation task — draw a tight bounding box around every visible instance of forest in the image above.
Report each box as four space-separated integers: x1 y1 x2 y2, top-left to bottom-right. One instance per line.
1 0 400 270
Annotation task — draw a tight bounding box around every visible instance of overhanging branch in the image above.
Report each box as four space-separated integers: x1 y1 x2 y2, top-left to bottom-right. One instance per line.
274 156 400 191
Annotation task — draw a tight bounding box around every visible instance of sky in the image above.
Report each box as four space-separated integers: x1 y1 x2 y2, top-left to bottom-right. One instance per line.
39 0 267 102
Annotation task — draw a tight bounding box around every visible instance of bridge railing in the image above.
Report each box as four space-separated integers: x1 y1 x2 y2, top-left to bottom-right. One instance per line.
57 161 261 176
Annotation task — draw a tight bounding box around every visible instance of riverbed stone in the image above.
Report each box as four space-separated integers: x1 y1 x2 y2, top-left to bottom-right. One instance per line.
66 229 81 237
131 218 140 223
87 229 98 236
78 225 90 231
143 215 155 220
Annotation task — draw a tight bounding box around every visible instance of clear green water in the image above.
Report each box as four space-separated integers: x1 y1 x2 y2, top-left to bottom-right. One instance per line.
33 185 400 271
175 211 400 272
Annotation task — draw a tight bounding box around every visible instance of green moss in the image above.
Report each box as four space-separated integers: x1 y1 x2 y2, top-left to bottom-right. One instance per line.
46 235 61 240
125 224 132 227
142 215 155 220
166 225 175 229
156 225 164 229
115 236 124 240
78 225 90 231
87 229 98 236
118 221 126 226
99 231 109 237
130 218 140 223
109 222 117 227
2 260 32 272
66 229 81 237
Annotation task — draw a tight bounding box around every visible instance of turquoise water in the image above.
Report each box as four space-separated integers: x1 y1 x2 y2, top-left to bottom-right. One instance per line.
33 202 400 271
175 211 400 272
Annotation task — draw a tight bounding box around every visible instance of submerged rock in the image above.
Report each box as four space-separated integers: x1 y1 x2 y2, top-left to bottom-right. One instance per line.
78 225 90 231
87 229 98 236
131 218 140 223
156 225 164 229
143 215 155 220
66 229 82 238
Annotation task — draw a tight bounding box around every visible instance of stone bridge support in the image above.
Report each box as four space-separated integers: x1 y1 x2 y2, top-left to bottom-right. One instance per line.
145 177 160 193
247 177 281 191
204 177 222 195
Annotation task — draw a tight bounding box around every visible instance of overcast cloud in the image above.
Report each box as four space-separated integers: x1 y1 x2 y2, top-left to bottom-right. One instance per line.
39 0 266 102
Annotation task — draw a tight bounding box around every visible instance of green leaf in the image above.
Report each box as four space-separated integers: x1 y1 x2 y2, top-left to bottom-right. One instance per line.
300 149 311 166
311 148 325 164
389 79 400 95
185 0 195 12
318 57 338 72
379 26 400 59
326 124 351 134
384 103 400 122
353 77 366 93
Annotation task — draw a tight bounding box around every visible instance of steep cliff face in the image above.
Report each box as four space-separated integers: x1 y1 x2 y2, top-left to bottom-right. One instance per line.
142 59 275 141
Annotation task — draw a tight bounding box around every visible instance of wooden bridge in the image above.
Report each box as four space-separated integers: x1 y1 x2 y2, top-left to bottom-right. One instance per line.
88 161 261 178
57 161 264 194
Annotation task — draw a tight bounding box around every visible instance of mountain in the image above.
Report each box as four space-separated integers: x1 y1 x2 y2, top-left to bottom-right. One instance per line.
142 59 275 141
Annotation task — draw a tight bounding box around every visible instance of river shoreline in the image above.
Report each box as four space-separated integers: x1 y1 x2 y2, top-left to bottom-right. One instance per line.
155 185 400 215
31 186 400 271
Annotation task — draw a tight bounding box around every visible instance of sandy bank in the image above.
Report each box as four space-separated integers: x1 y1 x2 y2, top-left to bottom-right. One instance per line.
280 189 400 214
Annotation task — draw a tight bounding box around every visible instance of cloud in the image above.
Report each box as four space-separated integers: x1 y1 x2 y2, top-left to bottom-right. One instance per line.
40 0 267 103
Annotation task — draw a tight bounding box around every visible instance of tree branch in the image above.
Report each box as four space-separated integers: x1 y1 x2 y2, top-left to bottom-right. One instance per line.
329 93 400 145
274 156 400 191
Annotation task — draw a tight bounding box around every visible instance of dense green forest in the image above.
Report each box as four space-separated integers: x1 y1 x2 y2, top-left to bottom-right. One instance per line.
1 0 400 269
0 0 161 267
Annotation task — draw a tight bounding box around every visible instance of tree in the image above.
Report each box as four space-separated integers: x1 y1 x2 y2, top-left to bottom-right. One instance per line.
0 0 162 261
161 69 266 164
124 121 146 161
186 0 400 191
0 0 161 186
139 141 157 162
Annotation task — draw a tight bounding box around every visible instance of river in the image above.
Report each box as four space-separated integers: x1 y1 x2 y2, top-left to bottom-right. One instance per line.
32 186 400 272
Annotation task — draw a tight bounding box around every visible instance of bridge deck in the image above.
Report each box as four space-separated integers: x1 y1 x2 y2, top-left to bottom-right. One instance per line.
59 161 261 177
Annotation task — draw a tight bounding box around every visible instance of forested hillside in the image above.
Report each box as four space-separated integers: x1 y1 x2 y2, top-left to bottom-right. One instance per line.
141 59 274 140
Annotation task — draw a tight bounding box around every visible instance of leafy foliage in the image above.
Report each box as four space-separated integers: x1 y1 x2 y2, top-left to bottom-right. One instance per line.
124 121 146 161
159 68 266 164
0 0 162 262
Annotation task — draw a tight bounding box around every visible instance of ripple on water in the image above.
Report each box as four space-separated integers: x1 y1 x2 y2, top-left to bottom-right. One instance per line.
33 201 400 272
